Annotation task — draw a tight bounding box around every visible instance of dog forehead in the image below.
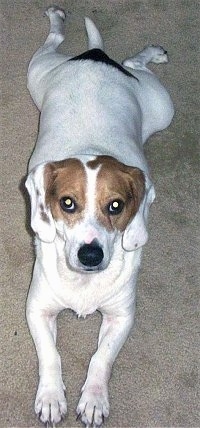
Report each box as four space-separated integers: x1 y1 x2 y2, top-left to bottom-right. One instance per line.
87 155 122 171
45 158 86 193
45 156 129 199
86 155 131 191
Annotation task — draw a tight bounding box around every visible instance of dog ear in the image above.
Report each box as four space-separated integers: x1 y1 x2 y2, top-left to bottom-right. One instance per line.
122 179 155 251
25 163 56 243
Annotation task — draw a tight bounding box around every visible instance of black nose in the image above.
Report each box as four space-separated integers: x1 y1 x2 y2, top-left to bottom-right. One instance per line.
78 240 104 267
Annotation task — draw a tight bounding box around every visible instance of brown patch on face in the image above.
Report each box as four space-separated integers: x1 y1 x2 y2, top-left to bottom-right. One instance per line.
44 158 87 227
87 156 145 231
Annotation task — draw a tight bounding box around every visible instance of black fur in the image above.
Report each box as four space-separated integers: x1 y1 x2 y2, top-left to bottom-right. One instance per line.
70 48 138 79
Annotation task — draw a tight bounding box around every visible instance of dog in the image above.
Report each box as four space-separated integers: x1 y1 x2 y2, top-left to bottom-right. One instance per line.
25 6 174 427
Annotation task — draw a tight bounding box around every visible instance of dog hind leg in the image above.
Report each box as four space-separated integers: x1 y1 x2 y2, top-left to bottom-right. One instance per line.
27 7 70 109
33 6 66 58
123 45 168 72
44 6 66 47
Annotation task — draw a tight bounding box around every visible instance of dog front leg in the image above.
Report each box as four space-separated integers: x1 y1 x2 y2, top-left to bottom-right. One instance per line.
77 309 134 427
26 302 67 424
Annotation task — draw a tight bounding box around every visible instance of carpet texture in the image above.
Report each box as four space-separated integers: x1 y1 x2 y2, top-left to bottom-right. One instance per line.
1 1 199 427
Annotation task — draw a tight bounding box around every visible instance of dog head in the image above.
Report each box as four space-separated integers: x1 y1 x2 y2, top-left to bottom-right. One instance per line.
25 155 155 272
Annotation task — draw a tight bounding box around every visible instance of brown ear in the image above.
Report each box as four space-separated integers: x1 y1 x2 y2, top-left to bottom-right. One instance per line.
122 171 155 251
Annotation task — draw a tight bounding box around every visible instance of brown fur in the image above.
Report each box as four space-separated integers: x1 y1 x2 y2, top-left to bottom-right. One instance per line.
87 156 145 232
44 158 87 227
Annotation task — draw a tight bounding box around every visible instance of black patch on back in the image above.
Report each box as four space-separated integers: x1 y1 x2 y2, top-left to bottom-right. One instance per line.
70 48 138 80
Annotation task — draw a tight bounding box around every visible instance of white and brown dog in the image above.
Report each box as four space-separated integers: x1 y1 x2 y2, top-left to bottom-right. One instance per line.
25 6 174 427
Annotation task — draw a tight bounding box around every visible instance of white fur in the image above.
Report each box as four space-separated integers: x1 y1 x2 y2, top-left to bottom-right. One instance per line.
25 7 174 427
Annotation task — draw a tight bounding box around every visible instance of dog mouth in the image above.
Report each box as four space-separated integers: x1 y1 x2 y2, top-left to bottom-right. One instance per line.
67 261 106 274
81 264 105 273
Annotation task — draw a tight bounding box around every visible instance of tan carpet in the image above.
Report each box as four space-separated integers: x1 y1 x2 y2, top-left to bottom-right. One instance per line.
1 1 199 427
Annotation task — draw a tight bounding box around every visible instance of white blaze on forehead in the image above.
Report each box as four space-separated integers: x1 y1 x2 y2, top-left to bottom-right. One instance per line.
83 164 101 243
85 164 101 214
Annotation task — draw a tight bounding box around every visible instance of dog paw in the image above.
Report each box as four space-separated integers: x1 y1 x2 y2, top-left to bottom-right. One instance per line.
45 6 66 22
76 383 109 427
149 45 168 64
35 381 67 424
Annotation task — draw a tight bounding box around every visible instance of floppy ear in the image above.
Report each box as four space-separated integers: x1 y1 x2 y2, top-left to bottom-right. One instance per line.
25 163 56 243
122 178 155 251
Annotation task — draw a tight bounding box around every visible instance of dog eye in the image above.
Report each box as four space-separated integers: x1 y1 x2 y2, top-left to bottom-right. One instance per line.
60 196 76 213
107 199 124 215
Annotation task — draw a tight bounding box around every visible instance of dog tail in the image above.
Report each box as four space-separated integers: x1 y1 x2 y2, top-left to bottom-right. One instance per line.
85 17 104 50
